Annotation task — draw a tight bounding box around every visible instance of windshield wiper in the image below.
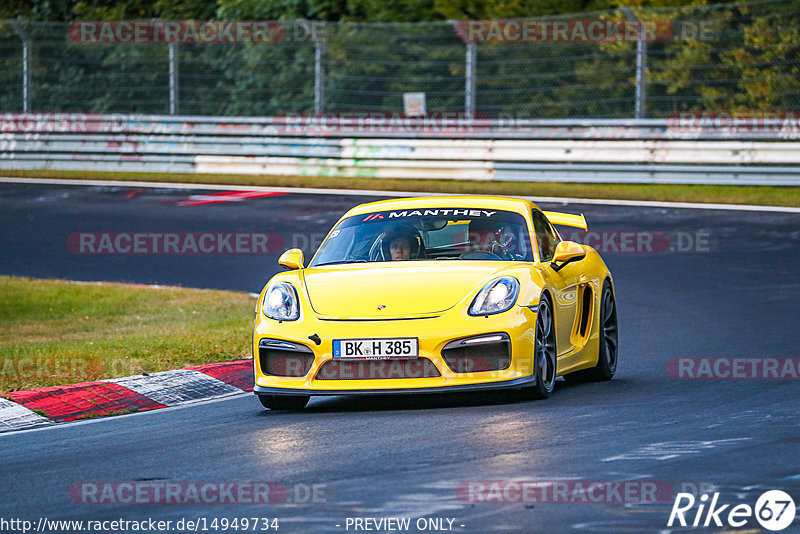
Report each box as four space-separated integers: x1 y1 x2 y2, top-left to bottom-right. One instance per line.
313 260 369 266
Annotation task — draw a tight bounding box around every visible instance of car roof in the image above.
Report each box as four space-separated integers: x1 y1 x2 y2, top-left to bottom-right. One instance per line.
343 195 539 218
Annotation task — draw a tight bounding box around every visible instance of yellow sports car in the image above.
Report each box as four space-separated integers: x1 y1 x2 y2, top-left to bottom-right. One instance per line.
253 196 618 410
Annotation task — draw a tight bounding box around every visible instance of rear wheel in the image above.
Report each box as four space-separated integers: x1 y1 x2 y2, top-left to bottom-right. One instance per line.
521 295 557 399
258 395 309 411
566 279 618 383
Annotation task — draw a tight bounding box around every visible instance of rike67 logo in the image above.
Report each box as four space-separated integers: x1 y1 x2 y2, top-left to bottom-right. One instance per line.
668 490 796 531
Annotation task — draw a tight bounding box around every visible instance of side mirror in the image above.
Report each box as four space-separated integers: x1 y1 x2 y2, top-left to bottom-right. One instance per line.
278 248 304 270
550 241 585 272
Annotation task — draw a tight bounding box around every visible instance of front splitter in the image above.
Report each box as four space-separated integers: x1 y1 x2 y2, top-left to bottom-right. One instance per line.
254 375 536 396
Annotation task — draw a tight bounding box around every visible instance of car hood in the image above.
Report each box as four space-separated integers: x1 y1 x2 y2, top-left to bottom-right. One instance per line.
303 262 515 319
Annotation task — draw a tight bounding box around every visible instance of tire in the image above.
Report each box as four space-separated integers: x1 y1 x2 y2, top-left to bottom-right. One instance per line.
258 395 310 411
521 294 557 400
566 279 618 383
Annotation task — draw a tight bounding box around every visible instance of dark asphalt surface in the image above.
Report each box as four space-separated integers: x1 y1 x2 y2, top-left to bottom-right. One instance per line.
1 182 799 533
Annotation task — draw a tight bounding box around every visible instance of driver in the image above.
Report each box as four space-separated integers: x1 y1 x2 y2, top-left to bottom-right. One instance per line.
468 219 512 257
389 235 412 261
382 226 424 261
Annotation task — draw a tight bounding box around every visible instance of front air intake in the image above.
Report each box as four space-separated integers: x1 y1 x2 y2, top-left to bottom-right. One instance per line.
441 333 511 373
258 339 315 377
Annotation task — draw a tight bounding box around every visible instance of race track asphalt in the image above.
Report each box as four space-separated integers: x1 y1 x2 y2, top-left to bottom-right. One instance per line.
1 182 799 533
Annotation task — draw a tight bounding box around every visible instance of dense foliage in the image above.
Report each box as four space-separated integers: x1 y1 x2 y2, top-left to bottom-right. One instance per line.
0 0 741 23
1 0 797 117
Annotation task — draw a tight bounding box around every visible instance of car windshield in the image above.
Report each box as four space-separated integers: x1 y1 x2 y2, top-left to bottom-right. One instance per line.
311 208 534 266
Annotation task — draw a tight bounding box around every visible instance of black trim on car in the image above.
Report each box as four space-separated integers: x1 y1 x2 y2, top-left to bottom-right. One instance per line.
441 332 512 373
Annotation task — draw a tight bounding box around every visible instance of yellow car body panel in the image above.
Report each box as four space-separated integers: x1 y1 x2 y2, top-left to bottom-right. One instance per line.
542 211 588 231
253 196 614 396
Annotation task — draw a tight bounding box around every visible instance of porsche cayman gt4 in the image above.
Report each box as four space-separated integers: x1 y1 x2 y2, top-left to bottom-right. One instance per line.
253 196 618 410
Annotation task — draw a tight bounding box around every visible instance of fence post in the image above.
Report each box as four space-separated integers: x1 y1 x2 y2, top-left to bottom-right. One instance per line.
9 22 32 112
622 8 647 119
465 40 476 118
169 42 179 115
635 23 648 119
314 29 325 116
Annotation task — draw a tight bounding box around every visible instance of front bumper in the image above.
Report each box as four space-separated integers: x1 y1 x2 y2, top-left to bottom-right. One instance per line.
253 304 538 394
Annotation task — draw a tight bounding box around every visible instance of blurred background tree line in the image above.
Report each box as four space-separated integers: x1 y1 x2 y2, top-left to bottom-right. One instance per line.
1 0 798 117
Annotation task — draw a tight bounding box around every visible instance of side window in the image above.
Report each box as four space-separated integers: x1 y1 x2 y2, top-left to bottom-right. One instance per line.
532 210 560 262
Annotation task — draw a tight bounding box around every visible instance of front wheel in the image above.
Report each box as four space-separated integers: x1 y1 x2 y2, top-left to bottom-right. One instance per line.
521 295 557 399
566 279 618 383
258 395 310 411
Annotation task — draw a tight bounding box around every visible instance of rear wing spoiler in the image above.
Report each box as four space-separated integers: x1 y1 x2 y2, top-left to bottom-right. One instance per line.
543 211 588 231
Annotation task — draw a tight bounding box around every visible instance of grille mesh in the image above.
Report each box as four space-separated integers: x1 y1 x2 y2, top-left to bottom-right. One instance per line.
259 347 315 377
315 358 440 380
442 340 511 373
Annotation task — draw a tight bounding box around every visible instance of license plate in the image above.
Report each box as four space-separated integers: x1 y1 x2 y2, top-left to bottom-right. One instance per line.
333 338 418 360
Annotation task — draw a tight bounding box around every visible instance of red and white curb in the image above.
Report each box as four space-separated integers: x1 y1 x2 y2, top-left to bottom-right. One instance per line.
1 359 253 433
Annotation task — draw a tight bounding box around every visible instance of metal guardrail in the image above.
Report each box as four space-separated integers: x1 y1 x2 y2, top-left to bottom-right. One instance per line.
2 113 800 139
1 114 799 185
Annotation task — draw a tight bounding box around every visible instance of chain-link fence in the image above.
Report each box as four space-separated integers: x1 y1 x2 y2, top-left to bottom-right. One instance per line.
1 0 798 118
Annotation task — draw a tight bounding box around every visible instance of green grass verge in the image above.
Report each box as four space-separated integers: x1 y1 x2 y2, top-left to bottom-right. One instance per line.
0 276 255 393
3 169 800 207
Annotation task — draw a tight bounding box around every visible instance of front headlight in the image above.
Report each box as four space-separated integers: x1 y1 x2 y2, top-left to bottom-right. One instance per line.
261 282 300 321
468 277 520 316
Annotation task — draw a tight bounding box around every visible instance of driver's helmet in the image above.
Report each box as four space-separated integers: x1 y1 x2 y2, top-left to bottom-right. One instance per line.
467 219 506 253
380 225 424 261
